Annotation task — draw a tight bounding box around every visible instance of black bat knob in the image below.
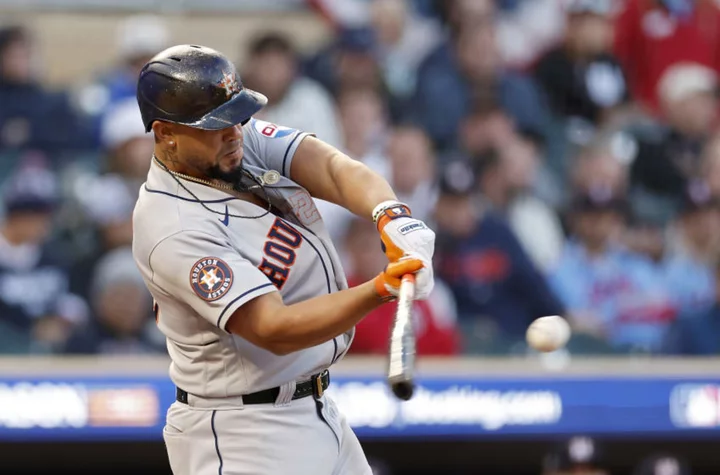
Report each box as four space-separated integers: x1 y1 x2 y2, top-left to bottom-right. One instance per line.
391 381 414 401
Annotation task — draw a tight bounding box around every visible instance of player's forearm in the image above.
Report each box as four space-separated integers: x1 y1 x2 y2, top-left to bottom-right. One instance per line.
292 137 397 219
260 281 382 355
327 155 397 219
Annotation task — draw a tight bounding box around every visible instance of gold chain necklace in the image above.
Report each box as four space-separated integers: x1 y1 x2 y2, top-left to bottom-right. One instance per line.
153 156 234 190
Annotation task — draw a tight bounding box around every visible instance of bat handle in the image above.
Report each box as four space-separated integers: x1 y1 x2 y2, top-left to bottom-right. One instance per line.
400 273 416 292
388 273 417 401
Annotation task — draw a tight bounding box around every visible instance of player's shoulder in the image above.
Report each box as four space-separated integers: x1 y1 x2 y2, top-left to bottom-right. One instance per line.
245 118 300 140
242 118 308 174
133 186 221 250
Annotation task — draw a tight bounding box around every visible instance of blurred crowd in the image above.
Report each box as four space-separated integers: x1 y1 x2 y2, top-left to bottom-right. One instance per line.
537 436 693 475
366 435 694 475
1 0 720 359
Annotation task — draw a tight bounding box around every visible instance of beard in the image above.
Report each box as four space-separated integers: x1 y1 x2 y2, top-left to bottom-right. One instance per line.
205 161 261 193
206 162 245 184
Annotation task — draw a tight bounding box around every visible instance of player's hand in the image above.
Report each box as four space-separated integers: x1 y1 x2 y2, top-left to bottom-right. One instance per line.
373 253 433 300
373 201 435 302
374 201 436 265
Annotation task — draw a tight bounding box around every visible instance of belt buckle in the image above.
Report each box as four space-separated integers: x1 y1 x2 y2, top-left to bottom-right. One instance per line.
312 371 325 399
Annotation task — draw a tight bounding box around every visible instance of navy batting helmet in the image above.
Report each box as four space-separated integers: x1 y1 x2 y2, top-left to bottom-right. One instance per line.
136 44 267 132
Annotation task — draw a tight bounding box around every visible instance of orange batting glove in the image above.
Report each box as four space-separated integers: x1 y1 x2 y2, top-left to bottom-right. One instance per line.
373 257 424 300
373 201 435 264
373 201 436 301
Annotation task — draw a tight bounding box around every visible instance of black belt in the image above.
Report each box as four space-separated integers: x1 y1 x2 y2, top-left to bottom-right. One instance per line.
176 370 330 405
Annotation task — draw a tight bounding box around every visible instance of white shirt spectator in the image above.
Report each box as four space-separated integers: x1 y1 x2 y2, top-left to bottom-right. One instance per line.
508 194 565 271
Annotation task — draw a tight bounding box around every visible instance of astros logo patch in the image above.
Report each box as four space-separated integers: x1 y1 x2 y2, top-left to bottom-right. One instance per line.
189 257 233 301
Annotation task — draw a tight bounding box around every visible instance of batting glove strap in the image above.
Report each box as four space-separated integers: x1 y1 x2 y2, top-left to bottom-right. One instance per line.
372 200 412 230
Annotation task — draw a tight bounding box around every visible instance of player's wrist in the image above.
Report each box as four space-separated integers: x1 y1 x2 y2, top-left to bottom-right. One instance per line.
372 200 405 223
372 200 412 231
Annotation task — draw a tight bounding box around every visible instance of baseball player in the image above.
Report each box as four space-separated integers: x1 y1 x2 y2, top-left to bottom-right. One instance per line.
131 45 436 475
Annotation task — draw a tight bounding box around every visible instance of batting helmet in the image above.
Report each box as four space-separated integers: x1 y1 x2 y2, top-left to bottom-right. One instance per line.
136 44 267 132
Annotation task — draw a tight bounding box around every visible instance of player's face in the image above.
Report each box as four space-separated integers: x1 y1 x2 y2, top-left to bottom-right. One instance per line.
174 123 245 181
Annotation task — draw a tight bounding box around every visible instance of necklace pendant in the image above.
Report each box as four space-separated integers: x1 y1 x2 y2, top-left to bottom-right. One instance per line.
262 170 280 185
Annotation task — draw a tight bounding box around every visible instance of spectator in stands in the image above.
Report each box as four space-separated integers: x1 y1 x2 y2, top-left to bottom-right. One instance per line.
572 141 630 197
75 15 169 125
64 247 163 355
242 32 342 148
100 99 154 186
471 127 565 271
662 181 720 317
534 0 629 127
432 0 496 34
429 0 565 70
344 218 460 356
368 0 442 105
549 184 677 353
336 86 390 171
457 104 564 209
629 63 718 221
0 163 87 354
433 160 564 353
458 106 564 268
633 453 692 475
413 7 550 150
559 134 664 264
700 134 720 199
458 104 516 158
664 259 720 354
69 99 151 301
387 126 438 224
663 255 720 356
303 26 385 99
493 0 567 70
0 25 93 154
542 436 609 475
614 0 720 114
568 140 667 262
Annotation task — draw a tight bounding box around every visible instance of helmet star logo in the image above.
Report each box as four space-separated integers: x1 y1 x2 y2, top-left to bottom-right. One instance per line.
219 71 240 97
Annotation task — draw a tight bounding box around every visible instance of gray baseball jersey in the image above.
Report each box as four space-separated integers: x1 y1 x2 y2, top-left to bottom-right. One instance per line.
132 119 353 398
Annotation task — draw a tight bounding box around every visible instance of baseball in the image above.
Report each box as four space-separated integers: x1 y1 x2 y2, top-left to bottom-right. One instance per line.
526 315 571 352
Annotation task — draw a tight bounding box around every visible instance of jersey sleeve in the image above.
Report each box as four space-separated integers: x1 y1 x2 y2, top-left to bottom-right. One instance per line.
149 230 277 332
243 118 313 178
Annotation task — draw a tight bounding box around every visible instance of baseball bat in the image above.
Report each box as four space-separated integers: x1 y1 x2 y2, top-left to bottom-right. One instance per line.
387 273 416 401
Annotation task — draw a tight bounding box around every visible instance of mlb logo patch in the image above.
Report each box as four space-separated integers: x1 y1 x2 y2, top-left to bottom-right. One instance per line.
669 384 720 428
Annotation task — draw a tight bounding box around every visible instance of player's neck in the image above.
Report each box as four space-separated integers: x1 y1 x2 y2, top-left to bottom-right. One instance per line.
154 148 205 180
153 146 187 178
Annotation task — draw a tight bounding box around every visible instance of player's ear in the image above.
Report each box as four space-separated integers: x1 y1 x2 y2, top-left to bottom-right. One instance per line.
152 121 176 147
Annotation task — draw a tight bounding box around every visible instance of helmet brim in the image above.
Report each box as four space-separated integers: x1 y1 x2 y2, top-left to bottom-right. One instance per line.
185 88 268 130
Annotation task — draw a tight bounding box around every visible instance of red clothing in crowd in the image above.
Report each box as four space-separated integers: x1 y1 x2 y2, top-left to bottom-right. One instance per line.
347 277 461 356
614 0 720 113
